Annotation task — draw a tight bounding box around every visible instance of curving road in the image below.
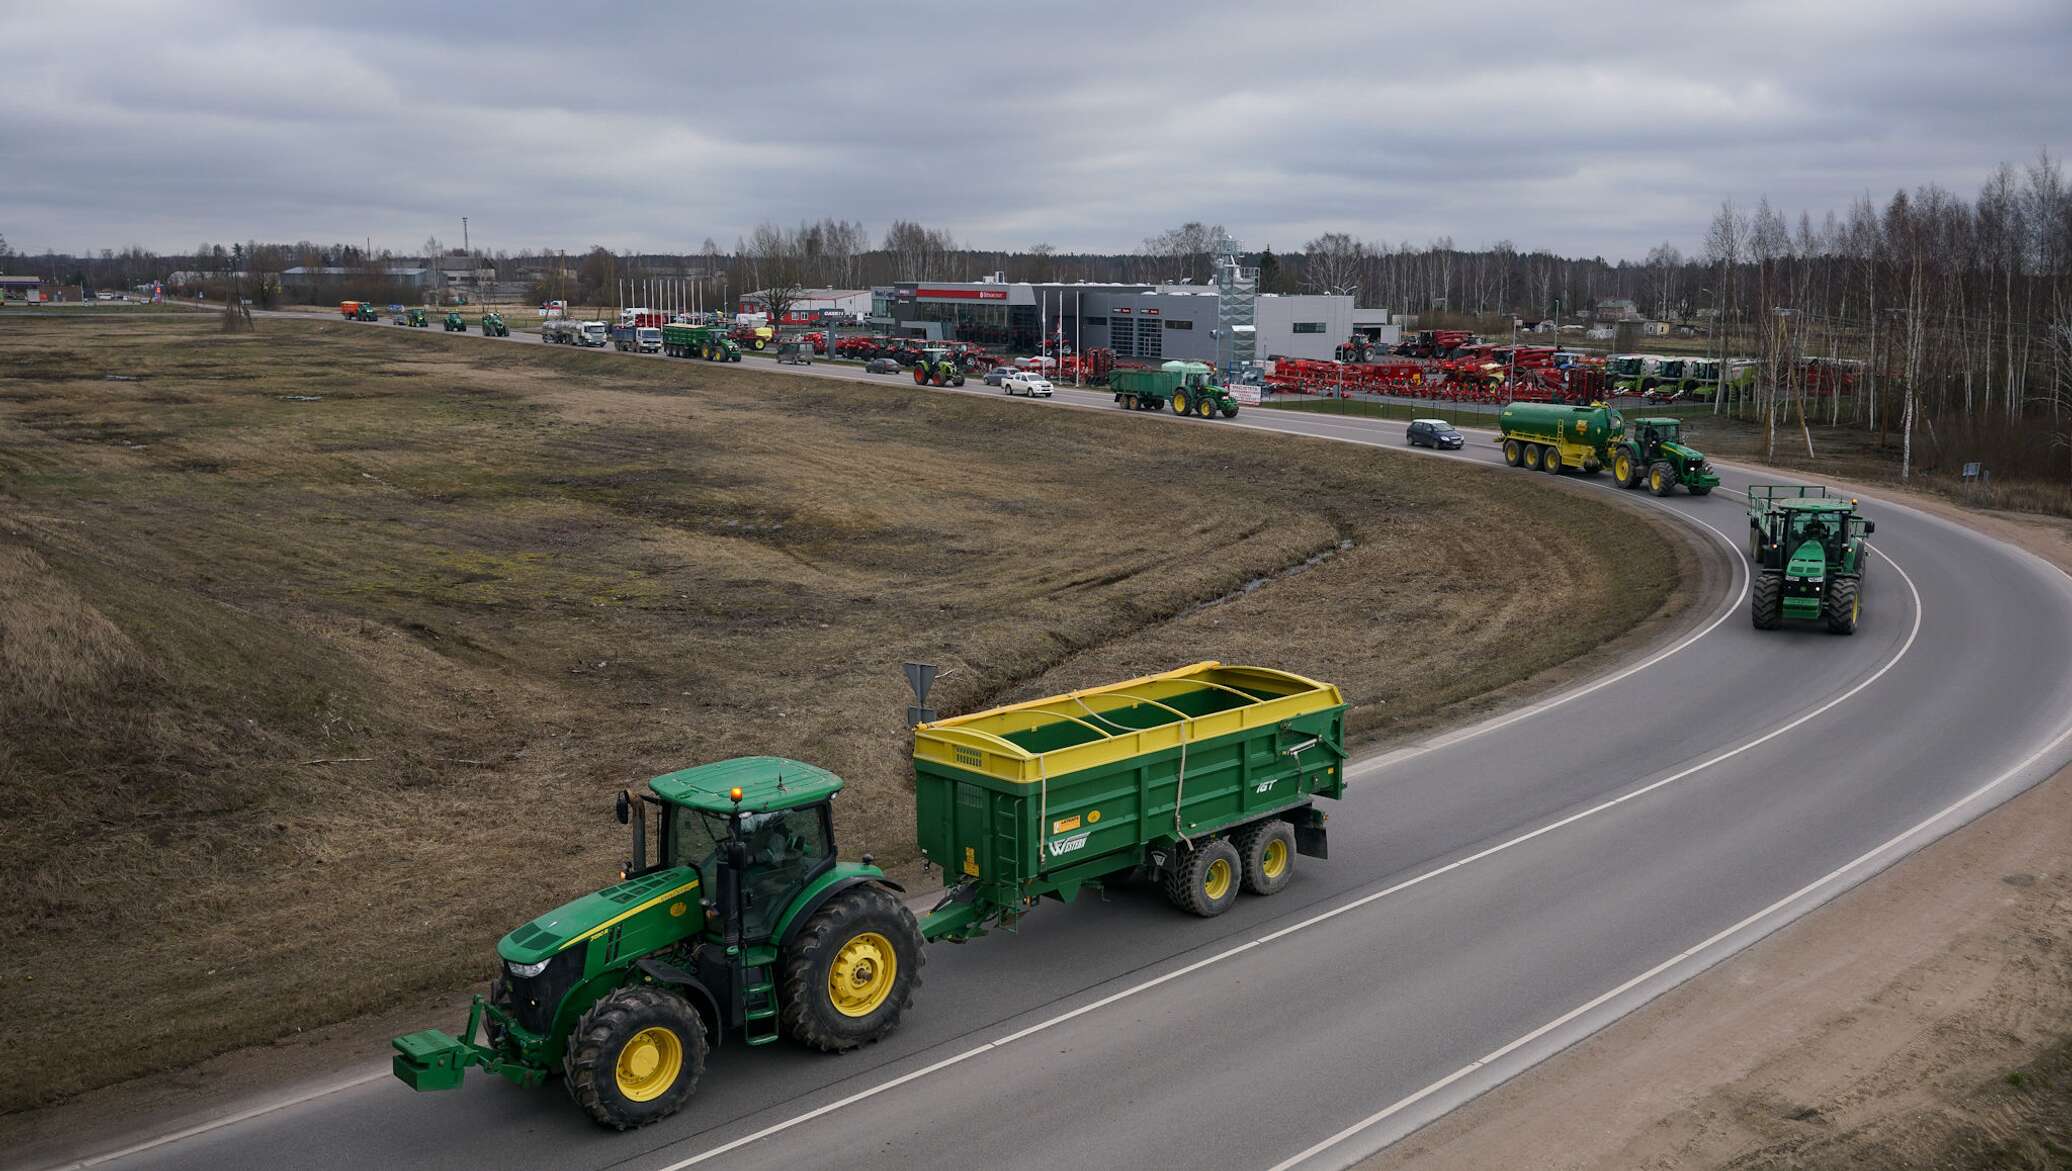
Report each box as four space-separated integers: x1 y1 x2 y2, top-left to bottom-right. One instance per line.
43 312 2072 1171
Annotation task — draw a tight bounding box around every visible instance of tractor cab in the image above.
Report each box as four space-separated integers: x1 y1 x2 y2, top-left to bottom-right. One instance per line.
1632 417 1682 460
645 757 845 947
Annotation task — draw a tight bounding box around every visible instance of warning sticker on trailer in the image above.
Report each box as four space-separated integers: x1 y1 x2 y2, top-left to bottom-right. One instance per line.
1052 815 1082 834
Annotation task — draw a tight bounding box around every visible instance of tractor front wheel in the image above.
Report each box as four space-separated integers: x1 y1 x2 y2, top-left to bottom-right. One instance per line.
1752 571 1784 630
1824 577 1861 635
780 885 925 1052
1647 461 1675 496
952 374 965 387
1689 484 1712 496
1221 403 1239 418
1164 837 1242 917
1195 395 1215 418
564 986 706 1130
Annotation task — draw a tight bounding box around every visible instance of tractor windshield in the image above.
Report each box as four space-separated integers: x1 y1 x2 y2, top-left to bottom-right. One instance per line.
1785 511 1842 554
667 805 733 874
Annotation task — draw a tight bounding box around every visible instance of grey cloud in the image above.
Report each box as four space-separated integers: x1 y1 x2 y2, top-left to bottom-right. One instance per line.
2 0 2066 260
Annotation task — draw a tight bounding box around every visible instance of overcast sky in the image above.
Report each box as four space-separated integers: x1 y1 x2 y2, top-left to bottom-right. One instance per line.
4 0 2066 263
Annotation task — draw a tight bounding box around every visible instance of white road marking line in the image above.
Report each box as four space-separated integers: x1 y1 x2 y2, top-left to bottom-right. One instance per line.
1267 615 2072 1171
647 545 1924 1170
34 1068 391 1171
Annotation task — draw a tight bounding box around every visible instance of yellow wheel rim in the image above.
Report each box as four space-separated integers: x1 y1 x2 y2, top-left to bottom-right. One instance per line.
1203 857 1233 900
613 1026 683 1102
1261 838 1289 880
827 931 897 1019
1617 455 1631 480
1172 393 1187 414
1652 469 1665 490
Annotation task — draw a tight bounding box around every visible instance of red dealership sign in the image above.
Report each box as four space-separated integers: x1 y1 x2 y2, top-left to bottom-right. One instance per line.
915 287 1007 300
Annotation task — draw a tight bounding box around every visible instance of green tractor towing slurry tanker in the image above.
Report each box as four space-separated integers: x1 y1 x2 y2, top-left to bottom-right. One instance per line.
480 313 510 338
393 662 1346 1128
661 323 741 362
1111 360 1240 418
1746 485 1876 634
1498 402 1720 496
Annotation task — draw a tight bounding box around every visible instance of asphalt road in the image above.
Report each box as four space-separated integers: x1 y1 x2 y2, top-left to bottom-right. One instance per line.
48 311 2072 1171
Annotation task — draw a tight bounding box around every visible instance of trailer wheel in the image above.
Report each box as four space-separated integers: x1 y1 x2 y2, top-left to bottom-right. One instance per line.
1163 838 1242 917
780 885 925 1053
1647 461 1675 496
1752 571 1784 630
1235 821 1297 896
1501 439 1523 466
1613 450 1639 488
1541 446 1563 474
564 986 706 1130
1824 577 1860 635
1521 444 1542 471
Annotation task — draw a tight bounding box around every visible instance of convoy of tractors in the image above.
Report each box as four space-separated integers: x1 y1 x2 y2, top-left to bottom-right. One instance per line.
322 291 1875 1133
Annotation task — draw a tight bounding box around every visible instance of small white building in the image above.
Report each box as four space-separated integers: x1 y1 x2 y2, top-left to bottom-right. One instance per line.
738 288 873 326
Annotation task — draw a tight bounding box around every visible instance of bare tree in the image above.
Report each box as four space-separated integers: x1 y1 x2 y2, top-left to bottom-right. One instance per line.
1302 232 1364 295
1141 222 1224 282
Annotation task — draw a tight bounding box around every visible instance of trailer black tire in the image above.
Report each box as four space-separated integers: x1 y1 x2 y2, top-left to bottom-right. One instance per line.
1163 838 1243 917
1522 444 1543 471
1235 820 1297 896
1502 439 1523 467
1824 577 1860 635
1648 461 1676 496
1541 446 1563 474
780 885 925 1053
1752 570 1784 630
563 986 706 1130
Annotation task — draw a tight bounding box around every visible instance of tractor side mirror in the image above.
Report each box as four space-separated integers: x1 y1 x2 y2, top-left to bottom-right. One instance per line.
1862 520 1876 535
615 790 631 825
726 840 750 869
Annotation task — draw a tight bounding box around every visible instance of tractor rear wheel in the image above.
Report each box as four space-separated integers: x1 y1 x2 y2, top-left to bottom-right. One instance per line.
1235 820 1297 896
1613 450 1638 488
1752 571 1784 630
1502 439 1523 466
1824 577 1860 635
913 368 928 386
1171 391 1190 416
780 885 925 1053
564 986 706 1130
1542 446 1563 474
1163 837 1242 917
1648 461 1675 496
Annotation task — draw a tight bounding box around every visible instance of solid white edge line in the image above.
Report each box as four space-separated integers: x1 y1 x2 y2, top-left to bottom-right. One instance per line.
37 1069 391 1171
645 542 1922 1169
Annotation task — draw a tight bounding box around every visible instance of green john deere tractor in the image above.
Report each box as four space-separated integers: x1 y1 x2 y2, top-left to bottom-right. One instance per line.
911 348 967 387
1747 485 1876 634
392 758 919 1130
406 307 429 328
1610 416 1720 496
443 311 466 332
480 312 510 337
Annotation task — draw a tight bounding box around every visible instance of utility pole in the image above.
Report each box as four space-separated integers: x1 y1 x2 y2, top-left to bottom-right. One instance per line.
461 217 469 256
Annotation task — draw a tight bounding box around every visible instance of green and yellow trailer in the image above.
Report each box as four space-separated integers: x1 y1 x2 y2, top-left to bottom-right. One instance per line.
392 662 1346 1128
661 322 741 362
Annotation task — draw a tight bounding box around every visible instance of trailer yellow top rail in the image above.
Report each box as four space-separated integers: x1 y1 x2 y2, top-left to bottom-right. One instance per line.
913 661 1345 785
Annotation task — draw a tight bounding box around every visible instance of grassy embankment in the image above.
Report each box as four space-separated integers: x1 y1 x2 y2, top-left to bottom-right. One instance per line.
0 312 1681 1110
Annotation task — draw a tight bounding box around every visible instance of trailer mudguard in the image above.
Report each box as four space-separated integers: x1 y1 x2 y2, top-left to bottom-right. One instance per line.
1289 805 1329 860
771 864 905 950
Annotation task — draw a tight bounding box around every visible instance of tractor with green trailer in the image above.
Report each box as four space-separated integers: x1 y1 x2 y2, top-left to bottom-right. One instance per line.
391 662 1346 1129
1746 485 1876 634
661 322 741 362
444 311 467 333
1498 402 1720 495
910 347 967 386
1111 360 1240 418
480 312 510 337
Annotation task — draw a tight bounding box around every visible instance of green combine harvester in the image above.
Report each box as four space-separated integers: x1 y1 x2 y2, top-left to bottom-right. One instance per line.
911 348 967 386
1746 485 1876 634
480 312 509 337
1111 361 1240 418
1497 403 1720 495
393 662 1346 1128
661 322 741 362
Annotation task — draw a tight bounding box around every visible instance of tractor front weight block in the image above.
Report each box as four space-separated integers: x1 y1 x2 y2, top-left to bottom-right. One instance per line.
391 997 548 1092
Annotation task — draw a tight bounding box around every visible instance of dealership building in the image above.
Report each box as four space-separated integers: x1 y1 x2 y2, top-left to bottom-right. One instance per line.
870 258 1396 368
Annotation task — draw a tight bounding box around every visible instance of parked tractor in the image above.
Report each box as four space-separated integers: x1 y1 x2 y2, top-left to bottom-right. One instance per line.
1110 361 1239 418
911 348 966 386
444 312 466 332
480 312 510 337
1746 485 1875 634
391 664 1347 1130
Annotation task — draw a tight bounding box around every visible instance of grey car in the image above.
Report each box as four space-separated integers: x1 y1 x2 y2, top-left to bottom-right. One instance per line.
865 357 901 374
983 365 1019 387
1406 419 1465 449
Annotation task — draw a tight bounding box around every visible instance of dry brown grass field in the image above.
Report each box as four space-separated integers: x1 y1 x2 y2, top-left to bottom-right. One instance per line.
0 311 1681 1111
